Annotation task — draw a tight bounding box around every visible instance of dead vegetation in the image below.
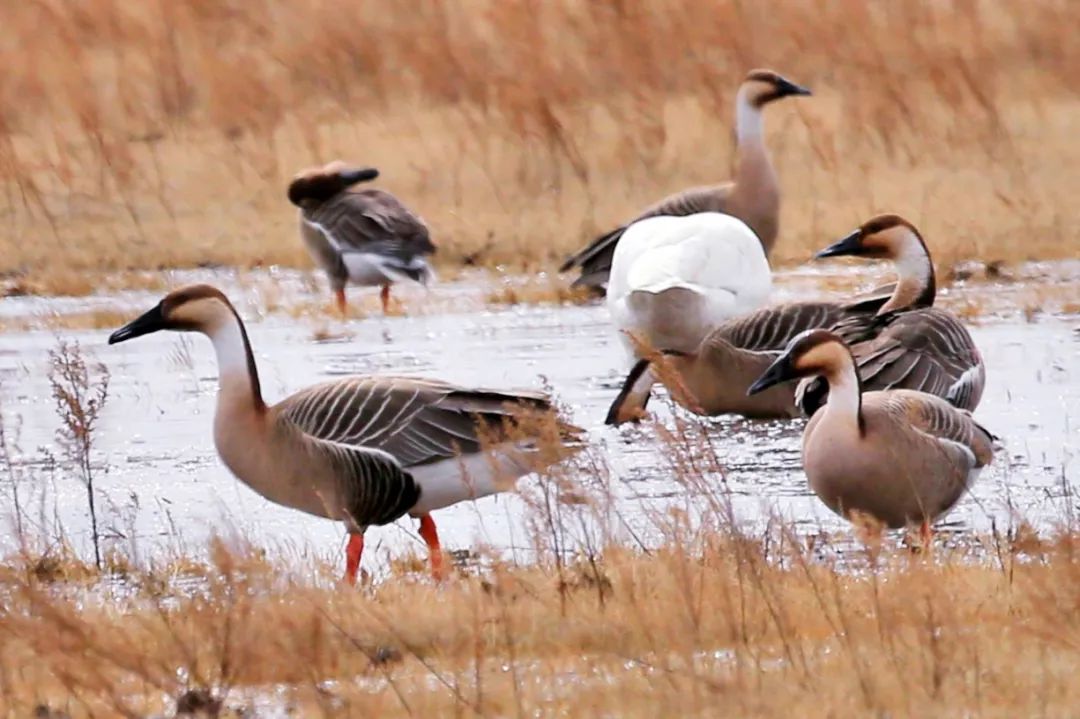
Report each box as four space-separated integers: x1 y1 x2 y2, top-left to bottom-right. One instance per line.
0 0 1077 295
1 509 1079 716
484 273 596 307
1 338 1079 716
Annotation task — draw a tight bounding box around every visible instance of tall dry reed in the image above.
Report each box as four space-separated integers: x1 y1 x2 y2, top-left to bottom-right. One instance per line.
0 0 1077 294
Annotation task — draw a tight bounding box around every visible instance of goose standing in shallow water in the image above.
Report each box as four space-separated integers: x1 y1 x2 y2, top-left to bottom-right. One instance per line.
606 212 772 362
108 285 580 583
748 329 996 542
287 162 435 315
559 69 811 293
797 214 986 415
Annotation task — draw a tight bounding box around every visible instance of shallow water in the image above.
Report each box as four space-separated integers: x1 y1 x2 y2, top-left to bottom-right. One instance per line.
1 266 1078 572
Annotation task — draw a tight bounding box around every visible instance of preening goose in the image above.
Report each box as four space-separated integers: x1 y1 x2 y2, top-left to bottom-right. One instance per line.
606 212 772 362
559 69 811 292
797 215 986 415
108 285 580 583
748 329 996 541
287 162 435 315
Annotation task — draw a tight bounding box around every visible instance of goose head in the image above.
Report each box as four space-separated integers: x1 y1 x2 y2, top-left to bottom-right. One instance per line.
286 161 380 208
816 214 935 311
739 69 812 108
109 284 240 344
815 214 928 261
747 329 852 395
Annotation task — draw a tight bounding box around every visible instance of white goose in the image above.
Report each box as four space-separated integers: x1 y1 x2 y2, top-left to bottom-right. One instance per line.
606 211 771 358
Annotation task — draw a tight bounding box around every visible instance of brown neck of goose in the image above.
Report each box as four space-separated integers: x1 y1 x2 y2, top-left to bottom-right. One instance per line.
880 228 936 314
287 174 346 208
731 86 780 255
815 343 865 435
206 305 266 414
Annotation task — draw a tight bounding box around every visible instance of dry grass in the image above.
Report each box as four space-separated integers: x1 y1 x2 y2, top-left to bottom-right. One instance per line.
1 0 1078 295
1 334 1079 715
485 273 596 307
2 525 1079 717
0 308 139 333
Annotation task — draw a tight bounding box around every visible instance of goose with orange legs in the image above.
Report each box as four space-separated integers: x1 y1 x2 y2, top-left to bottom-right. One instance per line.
108 285 580 583
287 162 435 316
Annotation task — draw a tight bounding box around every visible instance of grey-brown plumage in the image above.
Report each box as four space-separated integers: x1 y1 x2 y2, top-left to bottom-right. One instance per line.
798 215 985 415
606 299 869 424
819 307 983 409
275 377 559 528
748 329 996 532
108 284 580 582
288 161 435 314
560 69 811 293
804 388 995 529
604 280 899 424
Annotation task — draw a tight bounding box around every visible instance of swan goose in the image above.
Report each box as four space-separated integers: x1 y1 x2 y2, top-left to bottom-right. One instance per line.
287 162 435 315
559 69 811 293
797 214 986 415
748 328 996 542
604 300 860 424
108 284 580 583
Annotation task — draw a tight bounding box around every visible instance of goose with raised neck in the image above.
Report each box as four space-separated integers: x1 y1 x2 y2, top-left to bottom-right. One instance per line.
748 329 996 543
798 214 985 415
559 69 811 293
108 284 581 583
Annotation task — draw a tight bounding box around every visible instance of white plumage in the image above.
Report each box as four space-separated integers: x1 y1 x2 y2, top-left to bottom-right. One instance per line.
606 212 772 357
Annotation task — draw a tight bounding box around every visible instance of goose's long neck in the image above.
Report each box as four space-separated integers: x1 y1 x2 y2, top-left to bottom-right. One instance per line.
732 87 780 253
881 230 936 314
821 351 864 435
206 311 265 414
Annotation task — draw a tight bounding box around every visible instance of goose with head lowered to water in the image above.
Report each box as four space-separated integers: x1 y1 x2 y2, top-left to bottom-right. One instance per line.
604 213 977 424
605 210 773 369
559 69 811 293
287 162 435 316
108 284 581 583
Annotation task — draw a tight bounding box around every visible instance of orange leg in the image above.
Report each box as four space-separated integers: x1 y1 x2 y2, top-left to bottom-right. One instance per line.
418 514 445 581
920 519 933 551
334 287 348 317
345 532 364 585
380 284 392 315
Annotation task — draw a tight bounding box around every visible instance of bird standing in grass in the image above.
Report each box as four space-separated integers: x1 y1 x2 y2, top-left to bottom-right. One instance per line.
287 162 435 315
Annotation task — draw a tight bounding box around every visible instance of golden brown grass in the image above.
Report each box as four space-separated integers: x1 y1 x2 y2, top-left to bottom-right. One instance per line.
484 273 596 307
0 308 138 333
1 0 1078 295
2 526 1080 717
2 336 1078 716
